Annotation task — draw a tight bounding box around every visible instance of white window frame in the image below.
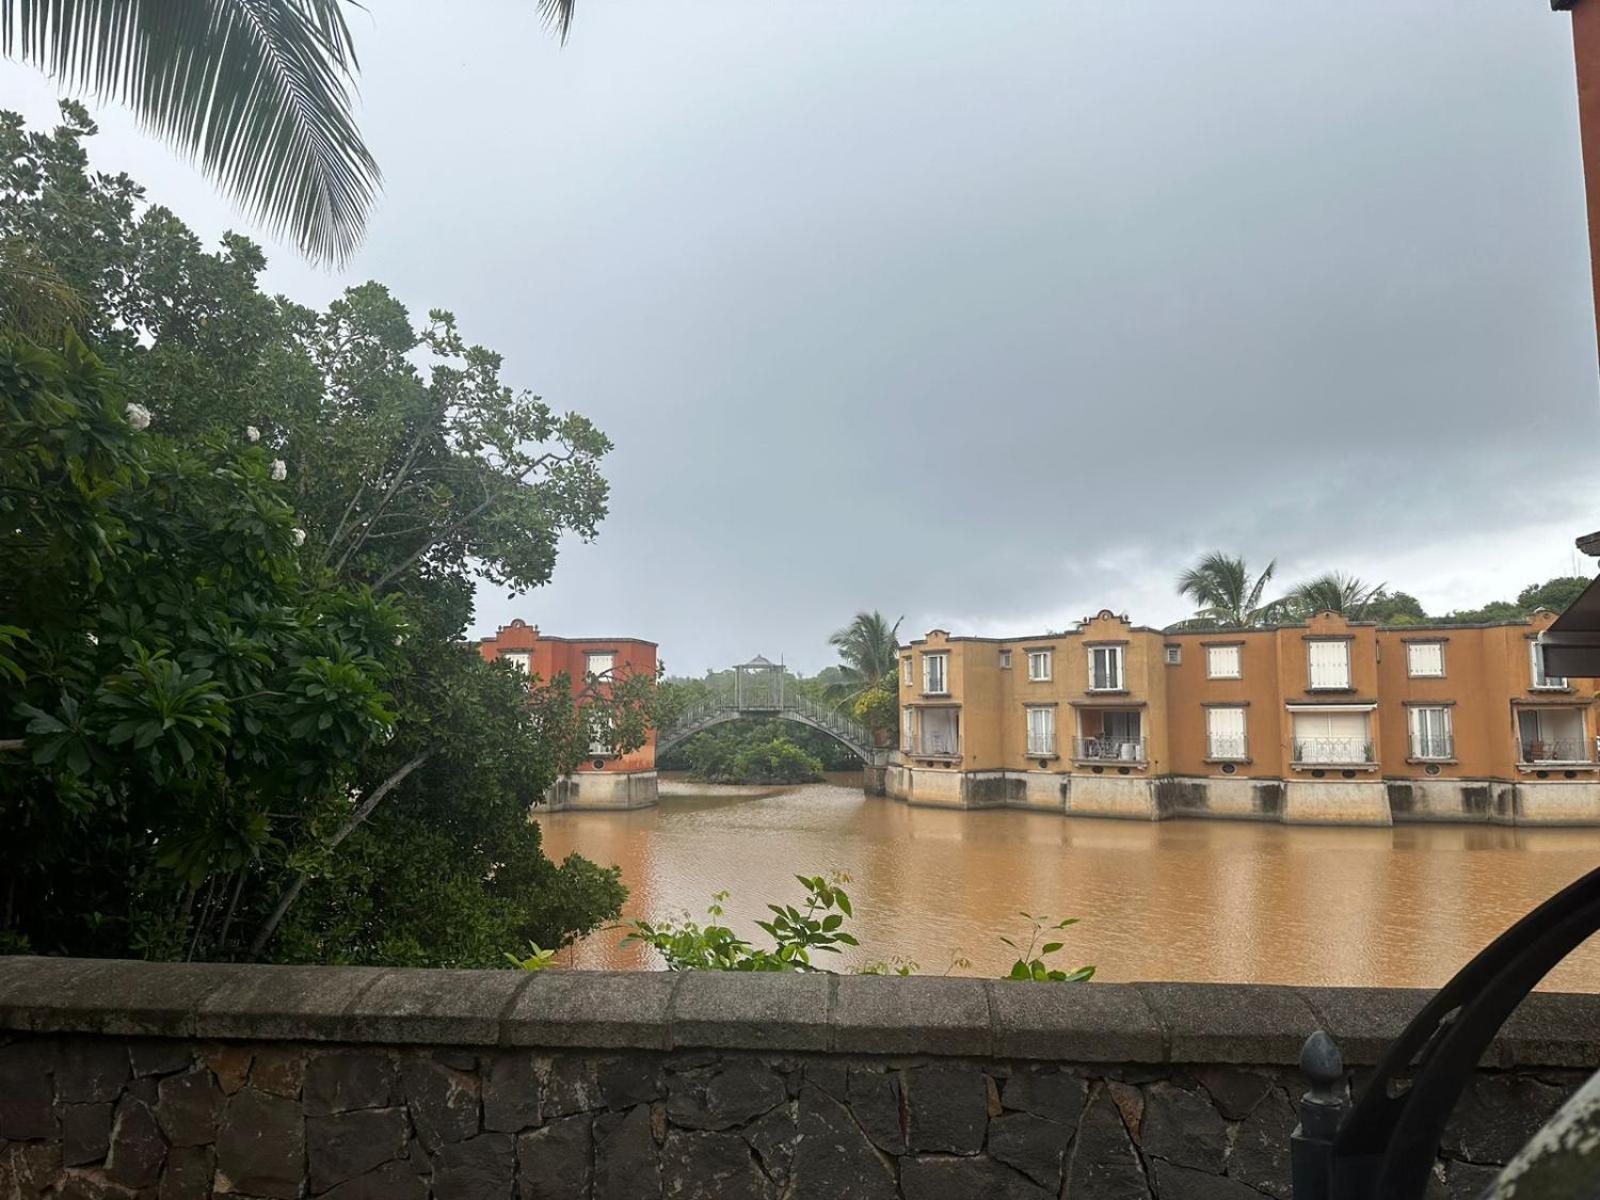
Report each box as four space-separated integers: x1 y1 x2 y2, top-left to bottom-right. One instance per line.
588 713 612 757
1405 642 1445 679
1205 706 1248 761
1531 640 1569 690
999 650 1012 670
1027 650 1052 682
1408 705 1453 760
585 651 616 680
901 706 915 753
1025 706 1056 757
501 650 531 675
1206 645 1242 680
1307 640 1352 690
902 657 914 688
1087 645 1124 691
1164 645 1182 666
923 652 949 696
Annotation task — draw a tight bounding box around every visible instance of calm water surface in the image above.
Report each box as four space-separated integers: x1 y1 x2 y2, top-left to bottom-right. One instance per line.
538 776 1600 990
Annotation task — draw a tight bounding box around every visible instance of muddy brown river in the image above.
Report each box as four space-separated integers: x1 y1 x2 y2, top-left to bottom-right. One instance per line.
537 776 1600 990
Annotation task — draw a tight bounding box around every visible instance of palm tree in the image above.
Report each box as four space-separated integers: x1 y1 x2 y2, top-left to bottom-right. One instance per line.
826 611 904 706
1175 553 1281 629
1290 572 1385 620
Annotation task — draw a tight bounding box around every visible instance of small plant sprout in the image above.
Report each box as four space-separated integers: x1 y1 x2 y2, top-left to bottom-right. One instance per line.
621 874 860 972
1000 912 1095 983
504 942 558 972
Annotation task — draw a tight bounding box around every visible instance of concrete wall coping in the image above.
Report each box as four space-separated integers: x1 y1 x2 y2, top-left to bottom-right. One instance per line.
2 956 1597 1069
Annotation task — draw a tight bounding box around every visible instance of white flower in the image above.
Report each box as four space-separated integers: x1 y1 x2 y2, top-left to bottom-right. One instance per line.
270 459 287 482
86 632 98 646
246 425 261 443
291 528 306 547
124 403 152 431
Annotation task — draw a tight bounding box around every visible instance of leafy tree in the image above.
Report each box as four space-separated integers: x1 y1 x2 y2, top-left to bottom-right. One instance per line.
1363 590 1427 624
1 332 399 958
0 109 637 964
1174 553 1282 628
1517 577 1591 614
729 737 825 786
852 686 898 743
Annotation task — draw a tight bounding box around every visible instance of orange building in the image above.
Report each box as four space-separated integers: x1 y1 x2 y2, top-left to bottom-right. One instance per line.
892 609 1600 825
478 618 659 810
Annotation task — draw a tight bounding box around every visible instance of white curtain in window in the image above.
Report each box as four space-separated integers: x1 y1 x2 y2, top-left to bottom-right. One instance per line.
1206 707 1246 758
1026 707 1055 755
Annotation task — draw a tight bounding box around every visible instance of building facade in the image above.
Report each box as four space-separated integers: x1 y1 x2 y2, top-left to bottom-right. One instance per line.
478 618 659 810
891 609 1600 825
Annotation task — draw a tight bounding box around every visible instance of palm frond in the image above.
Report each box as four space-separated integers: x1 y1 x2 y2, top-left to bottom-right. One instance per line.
2 0 381 266
537 0 576 44
0 239 85 337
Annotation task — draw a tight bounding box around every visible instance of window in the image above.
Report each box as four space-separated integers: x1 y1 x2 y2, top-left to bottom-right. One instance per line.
902 657 914 688
1088 645 1124 691
901 706 915 753
1291 711 1370 764
1025 706 1056 756
1531 641 1568 690
585 651 615 679
1307 640 1351 690
1408 706 1453 760
589 714 611 756
501 650 530 674
923 652 949 695
999 650 1012 669
1406 642 1445 678
1519 708 1587 763
1027 650 1051 681
1206 706 1247 760
1164 646 1182 666
918 707 959 756
1206 645 1242 680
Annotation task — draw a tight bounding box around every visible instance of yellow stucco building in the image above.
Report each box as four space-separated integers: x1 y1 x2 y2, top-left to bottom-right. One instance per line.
890 609 1600 825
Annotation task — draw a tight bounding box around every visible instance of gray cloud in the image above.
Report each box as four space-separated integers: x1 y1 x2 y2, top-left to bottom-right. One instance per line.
5 0 1596 673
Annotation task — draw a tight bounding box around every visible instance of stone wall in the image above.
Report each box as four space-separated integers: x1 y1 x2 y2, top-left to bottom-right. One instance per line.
2 958 1597 1199
886 764 1600 825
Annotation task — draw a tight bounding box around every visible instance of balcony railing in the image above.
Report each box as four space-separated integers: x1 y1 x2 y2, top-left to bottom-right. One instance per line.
1409 735 1454 761
1292 738 1375 765
1520 739 1590 764
1206 734 1248 760
916 735 959 757
1072 736 1145 762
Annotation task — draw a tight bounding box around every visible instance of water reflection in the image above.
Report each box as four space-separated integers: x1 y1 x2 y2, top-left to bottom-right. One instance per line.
538 778 1600 990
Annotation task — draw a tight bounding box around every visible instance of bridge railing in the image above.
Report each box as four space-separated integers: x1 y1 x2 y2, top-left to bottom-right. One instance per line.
658 689 879 759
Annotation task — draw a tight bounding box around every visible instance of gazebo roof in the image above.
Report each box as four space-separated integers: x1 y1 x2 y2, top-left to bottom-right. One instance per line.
737 654 778 668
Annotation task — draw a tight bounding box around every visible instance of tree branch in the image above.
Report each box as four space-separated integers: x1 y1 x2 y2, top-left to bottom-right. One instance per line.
245 750 432 960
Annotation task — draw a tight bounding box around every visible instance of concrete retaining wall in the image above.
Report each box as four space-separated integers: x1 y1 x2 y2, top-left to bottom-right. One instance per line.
887 766 1600 826
1 958 1596 1199
544 771 659 812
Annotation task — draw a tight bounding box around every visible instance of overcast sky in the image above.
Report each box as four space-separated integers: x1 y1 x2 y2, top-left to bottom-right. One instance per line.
6 0 1600 674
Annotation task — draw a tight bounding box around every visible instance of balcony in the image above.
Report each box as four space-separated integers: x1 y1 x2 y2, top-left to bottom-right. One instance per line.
1519 739 1591 765
1291 738 1375 767
1205 735 1249 762
1072 736 1146 764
